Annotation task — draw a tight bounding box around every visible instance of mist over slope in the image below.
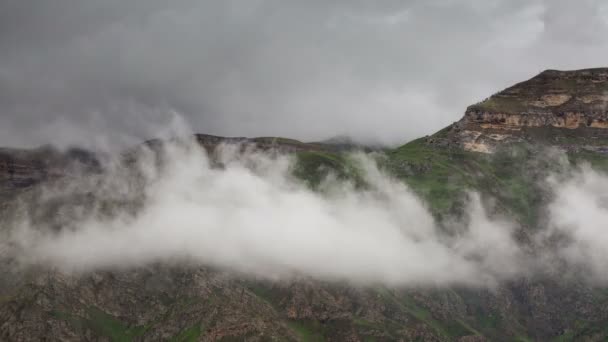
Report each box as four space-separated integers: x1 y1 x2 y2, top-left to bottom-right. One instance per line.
2 138 516 286
3 68 608 341
1 133 608 290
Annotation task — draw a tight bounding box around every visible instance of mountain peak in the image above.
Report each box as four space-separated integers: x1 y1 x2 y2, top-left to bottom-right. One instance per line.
435 67 608 153
468 67 608 115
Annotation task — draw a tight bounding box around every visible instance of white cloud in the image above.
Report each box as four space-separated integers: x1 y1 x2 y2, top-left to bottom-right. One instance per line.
4 138 608 287
544 166 608 283
5 139 528 287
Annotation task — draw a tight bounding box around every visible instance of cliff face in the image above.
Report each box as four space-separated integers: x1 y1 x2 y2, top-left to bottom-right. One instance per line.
443 68 608 153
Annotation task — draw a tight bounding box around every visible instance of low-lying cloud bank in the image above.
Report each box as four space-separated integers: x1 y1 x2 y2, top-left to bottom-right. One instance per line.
3 138 608 287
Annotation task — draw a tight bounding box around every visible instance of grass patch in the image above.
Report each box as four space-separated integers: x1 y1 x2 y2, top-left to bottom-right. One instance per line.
353 318 379 329
387 138 473 216
50 307 148 342
288 320 326 342
552 319 608 341
86 307 147 342
569 149 608 171
293 151 363 189
475 311 501 331
169 323 203 342
386 139 575 226
246 283 279 309
469 96 529 114
375 288 478 339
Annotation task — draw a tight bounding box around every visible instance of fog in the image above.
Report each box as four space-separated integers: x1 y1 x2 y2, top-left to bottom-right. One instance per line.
3 136 608 288
544 166 608 283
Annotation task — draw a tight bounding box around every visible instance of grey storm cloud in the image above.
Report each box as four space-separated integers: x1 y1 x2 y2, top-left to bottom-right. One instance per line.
0 0 607 148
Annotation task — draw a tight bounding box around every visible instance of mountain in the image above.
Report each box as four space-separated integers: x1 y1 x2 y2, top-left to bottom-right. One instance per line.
2 68 608 341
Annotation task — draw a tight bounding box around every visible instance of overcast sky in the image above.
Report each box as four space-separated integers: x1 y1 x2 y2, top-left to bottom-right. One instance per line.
1 0 607 148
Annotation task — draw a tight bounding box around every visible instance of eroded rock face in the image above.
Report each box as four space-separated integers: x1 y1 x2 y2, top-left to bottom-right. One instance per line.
464 111 608 130
442 68 608 153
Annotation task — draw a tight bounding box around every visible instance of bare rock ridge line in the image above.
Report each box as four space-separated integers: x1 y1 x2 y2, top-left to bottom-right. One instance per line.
432 67 608 153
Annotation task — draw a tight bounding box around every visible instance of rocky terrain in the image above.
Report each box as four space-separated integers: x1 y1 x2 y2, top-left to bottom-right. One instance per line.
3 68 608 341
432 68 608 153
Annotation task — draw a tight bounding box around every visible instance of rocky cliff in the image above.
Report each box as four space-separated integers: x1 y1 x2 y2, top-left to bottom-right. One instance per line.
435 68 608 153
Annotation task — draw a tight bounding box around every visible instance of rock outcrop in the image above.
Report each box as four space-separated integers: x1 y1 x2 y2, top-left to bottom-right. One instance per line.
439 68 608 153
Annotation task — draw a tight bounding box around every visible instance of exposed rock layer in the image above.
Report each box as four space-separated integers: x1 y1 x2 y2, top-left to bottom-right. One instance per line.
442 68 608 153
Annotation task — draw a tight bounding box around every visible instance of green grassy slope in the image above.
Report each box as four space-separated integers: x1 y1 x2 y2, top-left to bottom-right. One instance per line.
287 135 608 341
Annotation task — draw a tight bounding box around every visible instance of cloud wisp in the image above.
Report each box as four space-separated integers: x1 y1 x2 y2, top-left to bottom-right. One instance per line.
3 139 528 287
3 137 608 288
542 166 608 284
